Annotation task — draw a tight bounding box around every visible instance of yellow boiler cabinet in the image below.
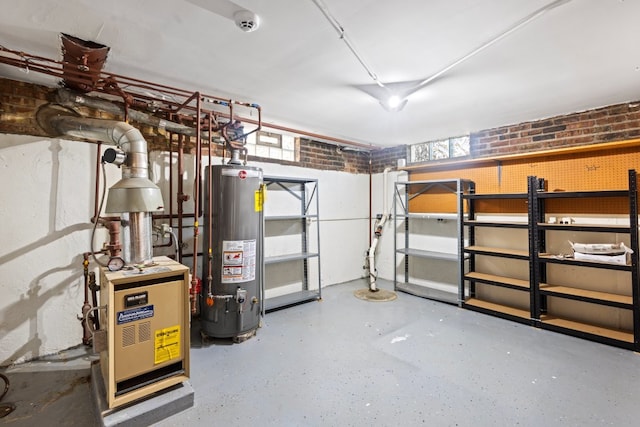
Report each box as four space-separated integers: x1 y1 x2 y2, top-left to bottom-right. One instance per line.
99 256 190 409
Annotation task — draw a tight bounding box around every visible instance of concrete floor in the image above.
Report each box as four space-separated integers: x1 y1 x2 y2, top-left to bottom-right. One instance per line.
2 278 640 426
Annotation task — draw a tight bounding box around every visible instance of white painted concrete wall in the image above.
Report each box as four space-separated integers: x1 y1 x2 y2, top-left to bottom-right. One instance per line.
0 134 375 365
0 135 120 365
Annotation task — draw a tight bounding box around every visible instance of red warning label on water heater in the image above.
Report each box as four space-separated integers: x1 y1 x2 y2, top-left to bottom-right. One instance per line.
221 240 256 284
238 170 247 179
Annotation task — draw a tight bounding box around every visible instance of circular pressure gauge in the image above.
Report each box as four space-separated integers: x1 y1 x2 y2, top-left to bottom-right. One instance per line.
107 256 125 272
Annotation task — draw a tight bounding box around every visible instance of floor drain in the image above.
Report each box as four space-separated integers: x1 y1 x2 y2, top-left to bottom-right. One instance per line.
1 373 15 418
0 403 16 418
353 288 397 302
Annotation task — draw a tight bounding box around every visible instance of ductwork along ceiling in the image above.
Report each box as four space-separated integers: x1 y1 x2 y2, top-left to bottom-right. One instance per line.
1 0 640 149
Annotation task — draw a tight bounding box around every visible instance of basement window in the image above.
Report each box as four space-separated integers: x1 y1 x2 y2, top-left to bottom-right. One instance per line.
409 135 470 163
245 130 298 162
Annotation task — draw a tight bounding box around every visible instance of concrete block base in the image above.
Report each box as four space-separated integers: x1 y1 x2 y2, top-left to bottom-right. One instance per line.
90 362 194 427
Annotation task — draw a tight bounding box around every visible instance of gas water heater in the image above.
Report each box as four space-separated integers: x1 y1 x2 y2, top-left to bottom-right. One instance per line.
200 164 263 341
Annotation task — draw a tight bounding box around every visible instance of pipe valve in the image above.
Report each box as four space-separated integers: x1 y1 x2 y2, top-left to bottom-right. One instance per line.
236 288 247 304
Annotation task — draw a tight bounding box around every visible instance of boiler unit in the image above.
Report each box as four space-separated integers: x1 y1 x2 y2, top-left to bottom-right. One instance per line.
201 164 264 341
99 256 190 409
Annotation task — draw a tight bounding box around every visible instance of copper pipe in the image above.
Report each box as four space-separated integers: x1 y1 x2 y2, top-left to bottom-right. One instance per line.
169 132 174 228
177 133 185 263
1 45 372 151
105 220 121 257
153 213 195 220
190 93 202 312
207 113 214 305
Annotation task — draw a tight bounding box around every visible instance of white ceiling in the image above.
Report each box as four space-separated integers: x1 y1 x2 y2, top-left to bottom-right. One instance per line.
1 0 639 148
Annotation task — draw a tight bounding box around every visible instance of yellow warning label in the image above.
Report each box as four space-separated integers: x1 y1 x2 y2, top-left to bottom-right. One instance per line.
154 325 181 364
255 184 266 212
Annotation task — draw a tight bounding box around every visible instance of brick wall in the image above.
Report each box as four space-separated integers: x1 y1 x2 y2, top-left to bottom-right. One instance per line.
298 138 370 174
471 101 640 158
370 145 407 174
0 78 51 137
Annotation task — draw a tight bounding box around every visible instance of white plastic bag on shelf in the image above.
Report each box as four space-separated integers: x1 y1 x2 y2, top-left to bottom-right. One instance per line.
569 241 633 265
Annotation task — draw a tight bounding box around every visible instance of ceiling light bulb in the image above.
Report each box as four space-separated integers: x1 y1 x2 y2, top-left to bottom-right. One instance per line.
387 95 402 109
380 95 407 112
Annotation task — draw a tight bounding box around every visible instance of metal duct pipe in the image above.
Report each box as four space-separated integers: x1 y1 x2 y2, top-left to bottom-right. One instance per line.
55 88 212 139
39 105 164 264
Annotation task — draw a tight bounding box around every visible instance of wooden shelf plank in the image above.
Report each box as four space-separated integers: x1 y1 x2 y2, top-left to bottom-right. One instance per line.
463 193 528 200
539 284 633 307
538 253 632 271
463 298 530 319
537 190 628 199
465 272 530 289
465 220 528 229
540 316 634 343
537 223 630 232
464 245 529 259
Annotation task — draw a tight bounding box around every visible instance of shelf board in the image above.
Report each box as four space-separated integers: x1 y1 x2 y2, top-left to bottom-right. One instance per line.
265 214 317 221
539 316 634 343
465 220 528 229
395 282 458 305
396 247 458 261
538 254 632 271
398 212 460 220
537 223 631 232
397 179 474 197
463 193 528 200
462 298 531 320
465 272 530 291
539 283 633 308
264 290 320 312
265 252 319 264
464 245 529 259
536 190 628 199
264 177 318 186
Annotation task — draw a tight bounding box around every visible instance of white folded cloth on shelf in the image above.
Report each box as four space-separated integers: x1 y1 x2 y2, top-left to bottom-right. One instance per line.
569 241 633 265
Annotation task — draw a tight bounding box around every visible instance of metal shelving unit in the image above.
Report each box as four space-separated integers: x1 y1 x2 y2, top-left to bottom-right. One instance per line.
394 179 474 305
461 170 640 350
263 176 321 312
531 170 640 349
461 191 533 324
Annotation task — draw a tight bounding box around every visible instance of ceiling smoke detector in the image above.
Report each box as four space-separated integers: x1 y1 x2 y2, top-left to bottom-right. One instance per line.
234 10 260 32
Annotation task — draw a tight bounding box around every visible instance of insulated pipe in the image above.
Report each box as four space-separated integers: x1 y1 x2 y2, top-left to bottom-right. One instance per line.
56 88 216 140
367 167 392 292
